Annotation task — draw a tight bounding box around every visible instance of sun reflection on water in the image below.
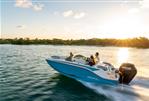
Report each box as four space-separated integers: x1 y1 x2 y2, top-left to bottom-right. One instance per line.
117 48 129 64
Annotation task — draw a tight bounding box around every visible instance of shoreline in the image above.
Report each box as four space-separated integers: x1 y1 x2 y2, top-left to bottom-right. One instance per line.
0 37 149 48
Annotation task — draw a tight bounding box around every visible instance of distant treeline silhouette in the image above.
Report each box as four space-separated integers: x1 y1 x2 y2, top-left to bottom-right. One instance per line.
0 37 149 48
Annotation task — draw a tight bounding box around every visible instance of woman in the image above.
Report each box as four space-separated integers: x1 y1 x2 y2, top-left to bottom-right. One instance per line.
65 52 73 61
88 55 96 66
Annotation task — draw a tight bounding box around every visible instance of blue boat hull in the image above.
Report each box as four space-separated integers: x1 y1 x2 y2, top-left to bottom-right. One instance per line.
46 59 118 85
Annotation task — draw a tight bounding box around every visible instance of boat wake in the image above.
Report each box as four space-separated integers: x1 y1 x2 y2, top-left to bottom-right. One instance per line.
80 76 149 101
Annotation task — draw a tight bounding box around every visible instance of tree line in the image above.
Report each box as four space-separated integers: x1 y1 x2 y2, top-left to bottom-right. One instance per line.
0 37 149 48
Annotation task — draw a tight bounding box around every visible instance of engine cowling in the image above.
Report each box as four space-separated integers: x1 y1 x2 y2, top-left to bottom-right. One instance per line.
118 63 137 84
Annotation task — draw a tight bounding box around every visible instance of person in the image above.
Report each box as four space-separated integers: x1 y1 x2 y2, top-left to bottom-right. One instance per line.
88 55 96 66
65 52 73 61
95 52 100 63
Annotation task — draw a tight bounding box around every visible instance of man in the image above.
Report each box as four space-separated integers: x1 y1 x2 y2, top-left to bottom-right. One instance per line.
65 52 73 61
95 52 100 63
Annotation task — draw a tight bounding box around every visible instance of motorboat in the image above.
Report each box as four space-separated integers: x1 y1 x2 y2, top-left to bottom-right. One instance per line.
46 55 137 85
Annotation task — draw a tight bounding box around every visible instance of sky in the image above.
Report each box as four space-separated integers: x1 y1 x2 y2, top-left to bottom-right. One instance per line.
1 0 149 39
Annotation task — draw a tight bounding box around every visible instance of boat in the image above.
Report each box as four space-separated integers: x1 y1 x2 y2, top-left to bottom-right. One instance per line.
46 55 137 85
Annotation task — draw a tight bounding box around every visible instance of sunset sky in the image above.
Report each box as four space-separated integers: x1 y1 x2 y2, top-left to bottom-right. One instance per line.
1 0 149 39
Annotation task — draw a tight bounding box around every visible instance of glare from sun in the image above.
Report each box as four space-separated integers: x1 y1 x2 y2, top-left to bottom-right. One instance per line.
101 14 143 39
117 48 129 64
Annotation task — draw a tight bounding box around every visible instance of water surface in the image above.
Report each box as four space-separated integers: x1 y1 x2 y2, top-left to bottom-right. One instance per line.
0 45 149 101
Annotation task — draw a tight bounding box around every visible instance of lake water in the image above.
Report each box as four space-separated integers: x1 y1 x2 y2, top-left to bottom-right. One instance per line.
0 45 149 101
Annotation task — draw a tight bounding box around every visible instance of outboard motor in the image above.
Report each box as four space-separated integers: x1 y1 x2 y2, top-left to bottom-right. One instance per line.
118 63 137 84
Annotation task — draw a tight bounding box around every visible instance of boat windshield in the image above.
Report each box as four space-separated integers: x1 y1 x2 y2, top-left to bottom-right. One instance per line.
74 55 86 59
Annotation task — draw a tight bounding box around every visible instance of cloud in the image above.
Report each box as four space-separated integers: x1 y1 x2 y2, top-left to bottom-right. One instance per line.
16 25 26 29
33 4 44 11
63 10 74 17
74 12 86 19
15 0 32 8
15 0 44 11
62 10 86 19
